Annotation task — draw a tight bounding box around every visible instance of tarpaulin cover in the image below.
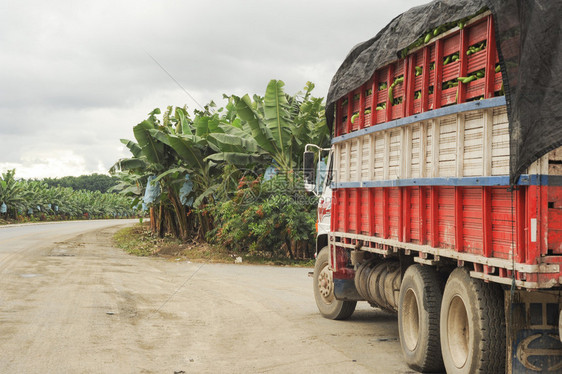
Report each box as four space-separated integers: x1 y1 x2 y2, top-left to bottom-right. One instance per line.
326 0 562 184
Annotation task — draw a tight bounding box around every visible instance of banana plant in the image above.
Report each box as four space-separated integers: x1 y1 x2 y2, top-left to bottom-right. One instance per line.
112 108 191 238
0 170 26 218
233 80 294 172
232 80 330 174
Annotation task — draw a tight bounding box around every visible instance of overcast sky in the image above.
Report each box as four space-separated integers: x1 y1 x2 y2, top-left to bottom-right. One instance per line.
0 0 429 179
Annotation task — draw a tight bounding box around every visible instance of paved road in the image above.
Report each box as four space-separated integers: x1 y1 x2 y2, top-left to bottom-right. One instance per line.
0 220 411 373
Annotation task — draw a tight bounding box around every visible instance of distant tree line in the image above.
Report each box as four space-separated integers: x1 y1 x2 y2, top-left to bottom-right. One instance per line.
42 174 119 193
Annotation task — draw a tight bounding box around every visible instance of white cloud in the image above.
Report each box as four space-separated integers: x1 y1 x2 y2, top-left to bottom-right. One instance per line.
1 150 91 179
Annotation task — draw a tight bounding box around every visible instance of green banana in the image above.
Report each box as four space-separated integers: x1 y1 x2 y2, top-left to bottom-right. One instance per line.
388 76 404 105
415 66 423 76
351 113 359 124
458 76 477 84
443 80 459 89
433 26 446 36
467 42 486 55
401 48 409 59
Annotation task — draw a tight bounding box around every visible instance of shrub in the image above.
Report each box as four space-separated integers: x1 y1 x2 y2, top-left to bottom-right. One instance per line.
208 174 318 259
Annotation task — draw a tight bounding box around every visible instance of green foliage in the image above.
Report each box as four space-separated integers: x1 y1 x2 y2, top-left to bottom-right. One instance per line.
112 80 328 258
0 169 135 221
0 170 26 217
208 174 318 258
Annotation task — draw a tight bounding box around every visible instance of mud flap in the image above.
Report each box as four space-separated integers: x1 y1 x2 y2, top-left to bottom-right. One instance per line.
507 290 562 372
333 278 362 301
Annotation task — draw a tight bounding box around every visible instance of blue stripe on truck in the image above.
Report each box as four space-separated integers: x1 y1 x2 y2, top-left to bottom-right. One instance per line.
331 96 507 144
332 175 554 189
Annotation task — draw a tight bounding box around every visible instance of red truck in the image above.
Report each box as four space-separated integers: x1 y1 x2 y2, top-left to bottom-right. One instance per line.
305 1 562 372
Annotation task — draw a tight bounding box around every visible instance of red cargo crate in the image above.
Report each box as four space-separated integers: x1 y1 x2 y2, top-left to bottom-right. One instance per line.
335 13 503 136
332 185 561 266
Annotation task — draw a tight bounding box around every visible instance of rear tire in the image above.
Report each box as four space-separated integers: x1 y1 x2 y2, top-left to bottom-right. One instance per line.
313 247 356 320
398 264 444 372
440 267 505 373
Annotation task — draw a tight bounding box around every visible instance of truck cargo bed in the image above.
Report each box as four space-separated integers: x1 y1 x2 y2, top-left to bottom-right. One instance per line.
330 98 562 289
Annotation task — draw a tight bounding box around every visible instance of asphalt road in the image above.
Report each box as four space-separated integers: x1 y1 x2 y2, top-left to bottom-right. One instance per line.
0 220 411 373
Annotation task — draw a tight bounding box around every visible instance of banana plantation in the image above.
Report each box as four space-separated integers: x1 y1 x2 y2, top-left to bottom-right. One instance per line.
111 80 329 258
0 169 135 222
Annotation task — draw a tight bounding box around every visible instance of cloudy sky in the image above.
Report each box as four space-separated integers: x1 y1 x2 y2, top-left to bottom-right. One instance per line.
0 0 429 179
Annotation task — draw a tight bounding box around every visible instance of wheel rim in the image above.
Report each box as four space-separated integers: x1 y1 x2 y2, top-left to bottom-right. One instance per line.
447 295 469 368
317 264 334 304
402 288 420 351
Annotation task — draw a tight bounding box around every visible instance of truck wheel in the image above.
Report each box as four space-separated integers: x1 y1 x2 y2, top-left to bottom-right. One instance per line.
398 264 444 372
440 267 505 374
313 247 356 320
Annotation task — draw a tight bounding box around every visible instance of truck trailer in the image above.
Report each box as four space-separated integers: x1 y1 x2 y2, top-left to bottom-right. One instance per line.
306 1 562 372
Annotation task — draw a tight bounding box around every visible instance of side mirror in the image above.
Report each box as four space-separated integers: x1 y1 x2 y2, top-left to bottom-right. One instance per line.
303 151 316 186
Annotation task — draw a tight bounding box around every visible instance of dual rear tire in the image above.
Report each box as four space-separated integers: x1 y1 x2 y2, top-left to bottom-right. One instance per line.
398 265 444 372
398 266 505 373
439 268 505 373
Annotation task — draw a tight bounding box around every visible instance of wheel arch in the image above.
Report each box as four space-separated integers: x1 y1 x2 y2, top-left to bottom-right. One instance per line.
316 233 328 256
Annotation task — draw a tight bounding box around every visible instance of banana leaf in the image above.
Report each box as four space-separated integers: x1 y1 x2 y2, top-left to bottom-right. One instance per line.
165 134 206 171
234 94 277 155
120 139 142 158
153 166 192 183
207 133 260 153
204 152 265 166
263 80 292 155
133 120 164 165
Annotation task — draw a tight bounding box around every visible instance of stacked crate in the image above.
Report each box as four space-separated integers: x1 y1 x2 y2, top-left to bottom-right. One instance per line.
335 12 503 137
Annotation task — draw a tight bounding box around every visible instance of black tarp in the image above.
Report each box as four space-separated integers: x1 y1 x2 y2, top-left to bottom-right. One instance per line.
326 0 562 184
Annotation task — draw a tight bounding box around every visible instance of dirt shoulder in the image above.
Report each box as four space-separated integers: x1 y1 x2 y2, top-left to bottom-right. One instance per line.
113 223 315 267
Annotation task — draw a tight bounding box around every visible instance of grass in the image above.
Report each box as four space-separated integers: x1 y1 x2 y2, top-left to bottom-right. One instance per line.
113 223 314 267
